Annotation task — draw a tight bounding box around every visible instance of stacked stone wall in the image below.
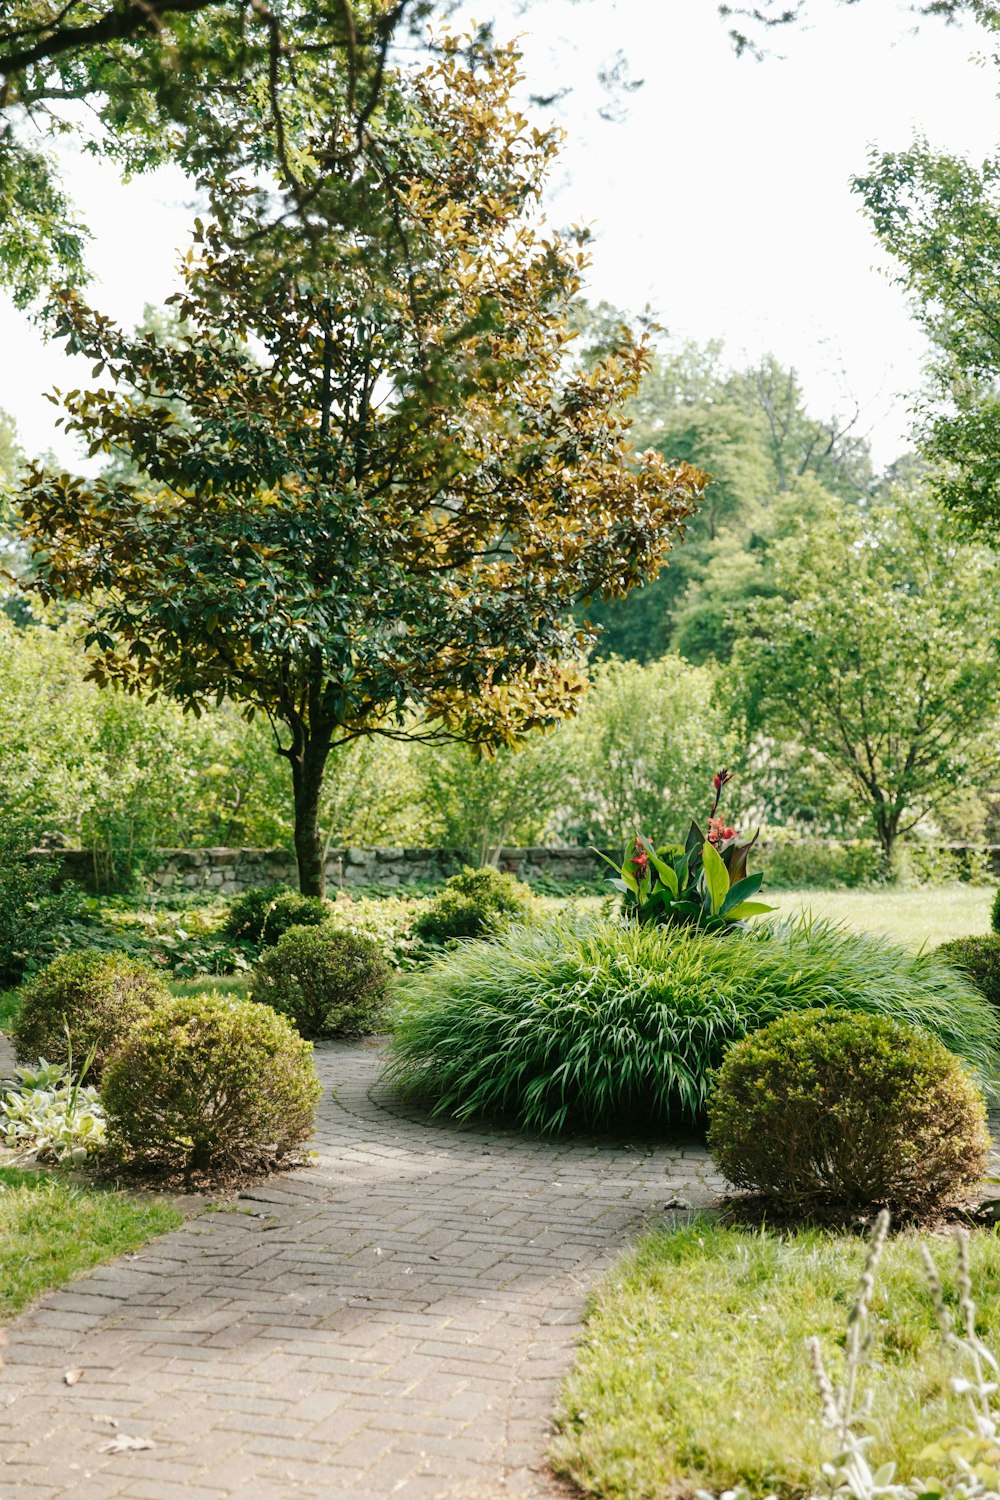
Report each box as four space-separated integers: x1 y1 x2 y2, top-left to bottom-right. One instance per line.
33 842 1000 895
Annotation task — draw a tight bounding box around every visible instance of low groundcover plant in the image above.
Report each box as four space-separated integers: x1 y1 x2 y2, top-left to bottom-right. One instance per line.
0 1058 106 1164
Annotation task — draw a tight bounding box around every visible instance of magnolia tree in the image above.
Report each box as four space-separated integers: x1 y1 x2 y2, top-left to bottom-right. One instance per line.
19 38 705 894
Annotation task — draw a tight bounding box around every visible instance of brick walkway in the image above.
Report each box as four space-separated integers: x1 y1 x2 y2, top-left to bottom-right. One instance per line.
0 1039 724 1500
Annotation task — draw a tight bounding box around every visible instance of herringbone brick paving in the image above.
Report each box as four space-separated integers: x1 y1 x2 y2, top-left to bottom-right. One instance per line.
0 1038 725 1499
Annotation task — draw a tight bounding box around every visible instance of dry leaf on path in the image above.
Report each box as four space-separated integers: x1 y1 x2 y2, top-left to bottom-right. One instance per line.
97 1433 155 1454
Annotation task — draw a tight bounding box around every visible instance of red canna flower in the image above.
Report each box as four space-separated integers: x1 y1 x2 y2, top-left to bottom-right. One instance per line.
632 849 650 872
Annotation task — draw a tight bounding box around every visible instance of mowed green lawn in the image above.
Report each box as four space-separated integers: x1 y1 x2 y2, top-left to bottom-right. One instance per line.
772 884 991 948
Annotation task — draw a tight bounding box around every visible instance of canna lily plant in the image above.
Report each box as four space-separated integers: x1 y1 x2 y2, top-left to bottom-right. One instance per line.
598 768 776 933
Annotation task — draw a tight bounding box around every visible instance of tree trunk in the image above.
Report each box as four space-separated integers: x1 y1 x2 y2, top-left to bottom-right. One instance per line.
873 803 900 875
290 732 332 897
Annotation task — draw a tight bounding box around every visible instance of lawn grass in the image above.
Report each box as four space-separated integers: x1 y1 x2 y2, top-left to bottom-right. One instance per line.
166 975 251 1000
0 1166 183 1320
773 883 990 948
552 1218 1000 1499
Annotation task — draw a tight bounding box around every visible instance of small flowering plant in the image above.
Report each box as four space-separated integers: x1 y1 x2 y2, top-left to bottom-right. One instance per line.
597 768 776 934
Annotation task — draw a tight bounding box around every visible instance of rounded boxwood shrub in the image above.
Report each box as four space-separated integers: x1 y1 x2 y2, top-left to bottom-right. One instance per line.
12 949 167 1080
102 992 321 1180
249 924 392 1038
415 866 535 944
992 886 1000 935
937 935 1000 1010
384 914 1000 1134
224 885 328 947
707 1008 991 1214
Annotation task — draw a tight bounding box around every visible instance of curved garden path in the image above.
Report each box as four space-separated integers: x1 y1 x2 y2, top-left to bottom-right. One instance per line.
0 1039 724 1500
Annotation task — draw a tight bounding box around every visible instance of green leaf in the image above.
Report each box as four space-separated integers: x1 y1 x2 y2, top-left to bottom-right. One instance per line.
721 871 764 915
701 840 730 916
725 900 777 920
648 854 678 896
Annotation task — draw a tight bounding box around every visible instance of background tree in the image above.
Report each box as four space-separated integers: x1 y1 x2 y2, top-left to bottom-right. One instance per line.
18 38 704 895
554 654 737 845
733 493 1000 862
582 326 870 662
856 142 1000 538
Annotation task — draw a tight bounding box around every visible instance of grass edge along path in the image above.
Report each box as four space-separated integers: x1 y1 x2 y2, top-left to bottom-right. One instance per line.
0 1165 183 1322
550 1216 1000 1499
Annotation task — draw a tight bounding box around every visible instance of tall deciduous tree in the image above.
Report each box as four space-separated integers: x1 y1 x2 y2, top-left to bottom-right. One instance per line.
856 143 1000 538
18 38 705 894
734 494 1000 861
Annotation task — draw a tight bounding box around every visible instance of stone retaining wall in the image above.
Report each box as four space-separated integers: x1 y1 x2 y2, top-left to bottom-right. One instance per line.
44 844 608 894
36 841 1000 895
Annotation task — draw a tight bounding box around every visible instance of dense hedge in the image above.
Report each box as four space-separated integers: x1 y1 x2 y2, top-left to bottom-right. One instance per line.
937 935 1000 1011
250 924 392 1037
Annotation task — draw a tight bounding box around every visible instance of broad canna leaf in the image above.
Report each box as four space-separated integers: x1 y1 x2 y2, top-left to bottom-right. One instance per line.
701 840 730 915
721 871 764 915
725 899 777 920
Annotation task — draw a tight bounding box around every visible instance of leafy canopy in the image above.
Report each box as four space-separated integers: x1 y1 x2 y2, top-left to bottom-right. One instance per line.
734 492 1000 856
17 36 706 892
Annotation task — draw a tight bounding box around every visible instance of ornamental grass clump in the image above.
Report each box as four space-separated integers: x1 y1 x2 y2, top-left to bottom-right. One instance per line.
12 949 167 1081
102 992 320 1182
707 1009 990 1215
249 924 392 1038
384 912 1000 1134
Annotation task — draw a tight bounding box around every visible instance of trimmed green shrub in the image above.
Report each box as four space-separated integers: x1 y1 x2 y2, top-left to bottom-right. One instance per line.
707 1008 990 1213
937 935 1000 1010
223 886 328 947
384 914 1000 1134
414 866 535 944
992 886 1000 934
12 950 167 1080
250 924 391 1038
102 993 321 1180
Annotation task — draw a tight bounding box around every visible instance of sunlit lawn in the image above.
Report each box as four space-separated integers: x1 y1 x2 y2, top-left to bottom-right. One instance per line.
552 1219 1000 1500
0 1166 182 1320
772 884 991 949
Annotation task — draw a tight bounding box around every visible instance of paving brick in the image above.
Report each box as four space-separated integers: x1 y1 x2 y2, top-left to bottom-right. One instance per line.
0 1039 723 1499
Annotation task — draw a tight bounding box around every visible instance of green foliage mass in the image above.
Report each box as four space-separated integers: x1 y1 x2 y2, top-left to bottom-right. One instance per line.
936 935 1000 1011
555 654 736 845
249 924 392 1038
707 1008 990 1213
385 914 1000 1134
12 949 167 1080
0 815 82 985
582 328 872 665
224 886 328 948
856 143 1000 538
734 494 1000 858
414 866 536 944
102 993 321 1181
993 887 1000 934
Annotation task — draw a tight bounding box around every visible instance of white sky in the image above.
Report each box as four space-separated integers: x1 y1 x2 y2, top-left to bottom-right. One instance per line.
2 0 999 469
